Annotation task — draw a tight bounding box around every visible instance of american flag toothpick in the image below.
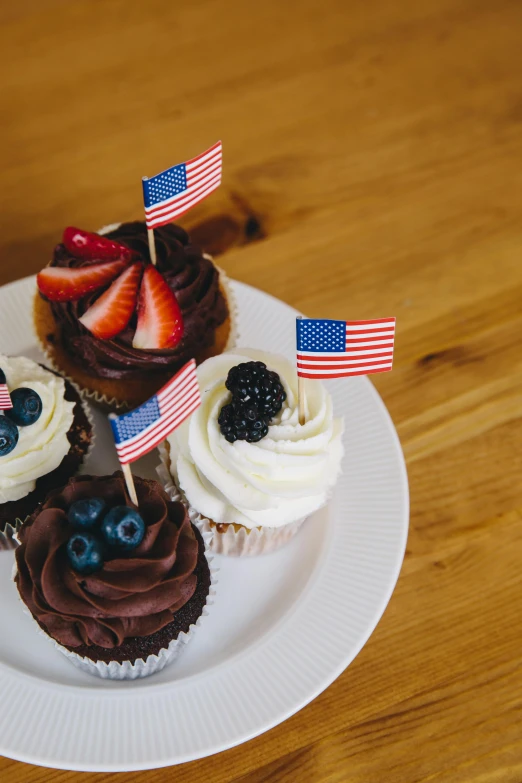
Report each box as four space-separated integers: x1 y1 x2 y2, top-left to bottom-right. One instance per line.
109 360 201 504
0 368 12 410
296 317 396 424
142 141 222 265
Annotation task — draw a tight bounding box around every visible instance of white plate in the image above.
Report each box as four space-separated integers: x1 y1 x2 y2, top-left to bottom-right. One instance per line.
0 277 408 772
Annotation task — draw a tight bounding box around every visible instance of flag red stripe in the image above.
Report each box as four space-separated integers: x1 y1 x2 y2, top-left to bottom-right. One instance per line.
117 403 200 463
116 381 200 457
154 359 197 399
185 141 222 170
186 151 222 180
145 180 221 229
0 385 12 409
297 349 393 361
297 366 393 379
297 356 393 370
116 391 200 462
158 368 198 405
145 170 221 219
345 327 395 336
345 318 396 326
117 398 200 462
158 380 200 416
297 361 393 372
345 336 395 345
187 158 222 187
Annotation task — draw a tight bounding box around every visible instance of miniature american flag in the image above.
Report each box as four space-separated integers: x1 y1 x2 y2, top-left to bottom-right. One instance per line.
142 141 222 229
0 369 12 410
296 317 396 379
109 360 201 464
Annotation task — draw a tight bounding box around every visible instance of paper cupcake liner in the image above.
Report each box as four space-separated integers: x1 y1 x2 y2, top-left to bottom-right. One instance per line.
157 448 306 557
0 521 22 551
211 259 239 355
35 226 239 413
0 388 95 551
194 515 305 556
12 515 216 681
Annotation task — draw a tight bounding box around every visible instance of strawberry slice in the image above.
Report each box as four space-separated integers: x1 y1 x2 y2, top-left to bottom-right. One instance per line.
63 227 135 262
133 265 184 350
79 263 143 340
37 260 127 302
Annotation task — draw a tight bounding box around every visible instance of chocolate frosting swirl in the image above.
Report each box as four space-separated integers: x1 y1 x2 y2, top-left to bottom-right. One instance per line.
47 222 228 380
15 473 199 649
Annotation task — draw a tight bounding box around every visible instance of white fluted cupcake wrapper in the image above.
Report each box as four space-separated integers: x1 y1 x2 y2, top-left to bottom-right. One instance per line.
157 451 306 557
192 515 305 556
0 522 22 551
0 387 95 551
55 623 202 679
12 507 217 680
203 255 238 355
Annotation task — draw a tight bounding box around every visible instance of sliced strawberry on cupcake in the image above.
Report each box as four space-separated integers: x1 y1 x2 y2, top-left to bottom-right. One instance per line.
79 262 143 340
33 220 232 411
133 265 184 350
37 260 128 302
63 227 135 263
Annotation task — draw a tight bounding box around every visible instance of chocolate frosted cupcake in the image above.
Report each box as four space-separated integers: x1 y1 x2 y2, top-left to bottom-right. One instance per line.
15 472 213 679
34 221 235 409
0 355 93 550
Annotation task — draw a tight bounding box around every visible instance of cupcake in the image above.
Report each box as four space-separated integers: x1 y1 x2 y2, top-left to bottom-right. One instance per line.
34 221 235 410
15 472 213 679
162 349 344 556
0 355 92 549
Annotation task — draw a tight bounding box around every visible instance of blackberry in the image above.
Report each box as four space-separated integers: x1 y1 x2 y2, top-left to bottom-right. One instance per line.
218 400 269 443
225 361 286 418
219 361 286 443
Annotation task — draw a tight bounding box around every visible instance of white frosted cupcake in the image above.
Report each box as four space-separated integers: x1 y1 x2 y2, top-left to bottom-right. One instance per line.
0 355 93 549
163 349 344 556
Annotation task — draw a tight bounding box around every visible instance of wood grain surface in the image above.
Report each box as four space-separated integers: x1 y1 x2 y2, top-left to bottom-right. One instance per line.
1 0 522 780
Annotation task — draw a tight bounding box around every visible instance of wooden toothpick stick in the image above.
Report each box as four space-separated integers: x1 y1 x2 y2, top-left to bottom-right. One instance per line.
298 375 306 426
108 414 139 505
121 463 139 506
147 227 157 266
142 176 157 265
297 316 307 425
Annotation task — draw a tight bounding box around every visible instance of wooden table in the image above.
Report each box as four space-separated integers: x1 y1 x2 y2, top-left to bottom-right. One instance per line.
1 0 522 780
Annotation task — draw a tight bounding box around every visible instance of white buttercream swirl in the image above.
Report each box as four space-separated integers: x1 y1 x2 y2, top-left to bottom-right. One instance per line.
0 356 75 503
167 349 344 528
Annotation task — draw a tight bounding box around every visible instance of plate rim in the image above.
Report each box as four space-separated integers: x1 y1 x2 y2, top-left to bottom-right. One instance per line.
0 276 409 771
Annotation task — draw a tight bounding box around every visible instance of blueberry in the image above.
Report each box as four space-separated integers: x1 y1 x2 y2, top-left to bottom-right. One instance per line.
0 416 19 456
68 497 106 529
101 506 145 551
67 532 104 575
5 388 42 426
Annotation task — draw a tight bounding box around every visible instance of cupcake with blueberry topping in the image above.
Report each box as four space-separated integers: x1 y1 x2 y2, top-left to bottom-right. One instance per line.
34 222 235 410
161 349 344 556
0 355 93 549
15 472 213 679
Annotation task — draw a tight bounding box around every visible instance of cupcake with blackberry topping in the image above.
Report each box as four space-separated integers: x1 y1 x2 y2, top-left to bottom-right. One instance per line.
15 472 213 679
161 349 344 556
0 355 93 550
34 221 235 410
